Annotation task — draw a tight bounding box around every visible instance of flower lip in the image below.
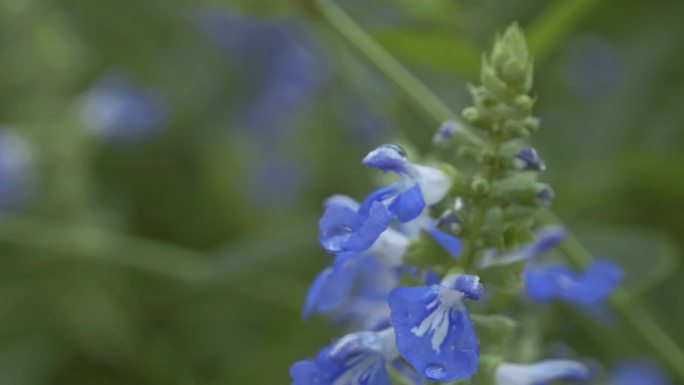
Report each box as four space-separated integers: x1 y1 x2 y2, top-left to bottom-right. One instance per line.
362 144 409 174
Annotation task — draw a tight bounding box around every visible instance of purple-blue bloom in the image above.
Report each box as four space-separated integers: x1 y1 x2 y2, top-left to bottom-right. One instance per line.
388 275 481 382
610 359 671 385
524 259 623 305
495 359 590 385
319 145 451 254
290 330 398 385
515 147 545 171
80 72 167 143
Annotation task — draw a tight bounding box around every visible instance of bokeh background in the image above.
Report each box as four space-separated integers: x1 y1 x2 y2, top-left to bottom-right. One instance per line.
0 0 683 383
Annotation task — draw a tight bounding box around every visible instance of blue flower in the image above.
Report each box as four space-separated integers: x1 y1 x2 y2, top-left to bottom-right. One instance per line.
80 72 167 143
524 258 623 305
319 145 451 254
610 359 671 385
290 329 398 385
305 214 409 326
432 120 460 145
388 275 482 381
0 128 34 211
515 147 545 171
494 359 590 385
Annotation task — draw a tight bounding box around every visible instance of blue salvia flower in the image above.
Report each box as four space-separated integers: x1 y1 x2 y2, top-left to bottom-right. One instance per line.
477 227 622 305
319 144 451 254
388 274 482 381
523 258 623 305
290 329 399 385
80 72 168 143
610 359 671 385
0 128 34 211
494 359 590 385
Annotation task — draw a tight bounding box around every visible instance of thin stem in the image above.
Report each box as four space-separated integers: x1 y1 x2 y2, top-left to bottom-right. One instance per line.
312 1 684 381
312 0 481 146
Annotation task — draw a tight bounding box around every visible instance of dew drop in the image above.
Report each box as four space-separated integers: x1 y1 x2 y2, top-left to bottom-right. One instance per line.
321 224 353 252
424 363 447 380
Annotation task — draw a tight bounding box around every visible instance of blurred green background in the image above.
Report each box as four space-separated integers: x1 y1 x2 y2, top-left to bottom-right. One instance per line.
0 0 683 383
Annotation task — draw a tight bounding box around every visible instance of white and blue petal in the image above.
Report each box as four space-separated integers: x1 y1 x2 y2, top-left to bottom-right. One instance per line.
495 359 590 385
524 259 623 305
388 285 479 381
412 165 451 206
362 144 410 174
290 330 397 385
441 275 484 300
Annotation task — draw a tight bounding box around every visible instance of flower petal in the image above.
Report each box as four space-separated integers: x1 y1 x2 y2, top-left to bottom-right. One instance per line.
524 259 623 305
303 253 362 319
426 226 461 258
362 144 409 174
389 184 425 222
388 286 478 381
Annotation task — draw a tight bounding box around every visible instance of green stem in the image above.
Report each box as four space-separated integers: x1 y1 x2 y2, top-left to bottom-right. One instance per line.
312 0 481 146
312 1 684 380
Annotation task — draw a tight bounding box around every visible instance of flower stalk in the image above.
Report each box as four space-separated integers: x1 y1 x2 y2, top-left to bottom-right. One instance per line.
308 0 684 382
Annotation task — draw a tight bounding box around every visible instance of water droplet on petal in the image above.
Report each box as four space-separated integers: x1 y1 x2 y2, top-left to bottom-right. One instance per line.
321 224 353 252
424 363 447 380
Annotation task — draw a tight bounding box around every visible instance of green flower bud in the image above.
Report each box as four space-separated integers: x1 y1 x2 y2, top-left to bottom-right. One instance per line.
471 177 490 195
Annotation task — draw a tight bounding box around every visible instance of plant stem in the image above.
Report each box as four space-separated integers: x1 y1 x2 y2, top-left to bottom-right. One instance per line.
311 0 480 146
312 0 684 380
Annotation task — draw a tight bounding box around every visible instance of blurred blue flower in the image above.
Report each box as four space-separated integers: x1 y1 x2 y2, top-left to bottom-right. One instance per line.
563 37 625 101
80 72 168 143
196 9 327 208
495 359 590 385
0 128 34 211
478 227 566 268
524 259 623 306
388 275 481 382
610 359 671 385
290 329 398 385
196 9 326 142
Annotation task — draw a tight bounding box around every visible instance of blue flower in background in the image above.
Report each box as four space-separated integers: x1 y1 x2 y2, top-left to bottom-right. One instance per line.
80 72 168 143
388 275 482 381
610 359 671 385
494 359 590 385
478 227 566 268
196 8 328 207
196 8 326 142
0 128 34 211
319 144 451 254
290 329 398 385
524 258 623 305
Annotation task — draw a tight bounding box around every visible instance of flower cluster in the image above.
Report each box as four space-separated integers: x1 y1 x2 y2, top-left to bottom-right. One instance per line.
290 23 633 385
